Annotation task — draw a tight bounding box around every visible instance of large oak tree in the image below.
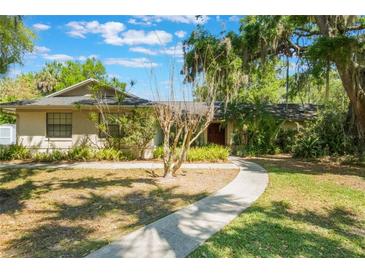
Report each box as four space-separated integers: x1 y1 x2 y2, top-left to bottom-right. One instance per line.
184 16 365 141
239 16 365 139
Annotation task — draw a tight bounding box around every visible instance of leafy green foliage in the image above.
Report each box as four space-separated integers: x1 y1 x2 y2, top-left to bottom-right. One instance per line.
183 27 246 101
115 108 156 154
293 108 358 158
153 145 230 162
0 144 31 160
186 145 230 162
0 144 132 162
93 108 156 159
0 73 40 124
0 16 34 74
66 145 94 161
228 102 284 156
33 58 127 95
94 148 128 161
0 73 39 101
33 150 66 162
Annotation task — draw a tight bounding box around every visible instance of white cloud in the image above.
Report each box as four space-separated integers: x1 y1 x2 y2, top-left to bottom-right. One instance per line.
78 54 98 61
128 18 155 26
159 44 184 57
33 46 51 54
66 20 172 46
175 30 187 38
105 57 159 68
229 16 240 22
160 16 209 24
66 20 125 45
128 16 209 26
32 23 51 31
129 47 158 55
42 53 74 62
31 45 98 63
115 30 172 46
129 44 183 57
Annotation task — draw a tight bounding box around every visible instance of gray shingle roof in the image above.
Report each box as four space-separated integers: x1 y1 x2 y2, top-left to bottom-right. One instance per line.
0 94 151 108
219 103 319 121
0 75 318 121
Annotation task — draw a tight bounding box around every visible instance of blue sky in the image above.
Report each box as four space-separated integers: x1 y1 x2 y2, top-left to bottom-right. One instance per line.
10 16 241 100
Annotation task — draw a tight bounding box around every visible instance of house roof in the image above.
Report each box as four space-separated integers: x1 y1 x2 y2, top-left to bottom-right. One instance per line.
219 103 319 121
44 78 97 98
0 79 152 110
0 95 151 108
0 79 319 121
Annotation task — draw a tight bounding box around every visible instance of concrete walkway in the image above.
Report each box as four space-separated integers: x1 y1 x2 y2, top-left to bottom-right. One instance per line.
0 161 236 170
86 157 268 258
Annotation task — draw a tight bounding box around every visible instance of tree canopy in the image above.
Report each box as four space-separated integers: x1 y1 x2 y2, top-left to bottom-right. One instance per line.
0 16 34 74
36 58 126 94
183 16 365 139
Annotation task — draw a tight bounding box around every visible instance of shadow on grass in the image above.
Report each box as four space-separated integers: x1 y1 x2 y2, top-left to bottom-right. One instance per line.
190 201 365 258
2 175 210 257
0 171 156 215
250 155 365 179
5 223 108 258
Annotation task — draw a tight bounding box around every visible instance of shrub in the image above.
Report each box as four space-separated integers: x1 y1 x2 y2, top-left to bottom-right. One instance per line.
187 145 230 162
67 146 93 161
228 102 284 156
292 135 322 158
293 108 357 158
153 145 230 162
153 146 164 159
0 144 31 160
32 150 67 162
275 127 300 153
94 148 127 161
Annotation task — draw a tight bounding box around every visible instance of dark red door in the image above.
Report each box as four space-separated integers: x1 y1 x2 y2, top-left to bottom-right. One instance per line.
207 123 226 145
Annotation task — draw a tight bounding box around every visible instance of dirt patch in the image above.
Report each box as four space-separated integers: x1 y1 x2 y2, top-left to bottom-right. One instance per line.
0 168 239 257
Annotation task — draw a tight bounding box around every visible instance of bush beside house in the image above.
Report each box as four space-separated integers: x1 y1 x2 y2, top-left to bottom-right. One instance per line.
153 145 230 162
0 144 231 162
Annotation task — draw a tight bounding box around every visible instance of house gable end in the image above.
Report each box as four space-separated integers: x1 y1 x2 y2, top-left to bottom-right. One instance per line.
49 79 117 98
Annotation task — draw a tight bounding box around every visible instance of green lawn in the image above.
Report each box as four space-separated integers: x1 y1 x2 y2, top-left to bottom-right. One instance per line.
189 155 365 258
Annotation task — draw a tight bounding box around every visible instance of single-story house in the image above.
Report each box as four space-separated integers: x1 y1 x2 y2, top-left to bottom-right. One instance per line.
0 78 318 158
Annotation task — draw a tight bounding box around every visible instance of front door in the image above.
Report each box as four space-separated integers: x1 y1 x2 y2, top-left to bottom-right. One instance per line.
207 123 226 146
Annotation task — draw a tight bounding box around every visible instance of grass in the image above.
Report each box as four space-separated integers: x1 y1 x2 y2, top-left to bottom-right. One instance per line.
0 168 239 257
189 155 365 258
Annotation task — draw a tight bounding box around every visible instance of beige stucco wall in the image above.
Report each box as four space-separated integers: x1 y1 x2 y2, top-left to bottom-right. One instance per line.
57 85 116 97
16 108 158 158
16 109 97 152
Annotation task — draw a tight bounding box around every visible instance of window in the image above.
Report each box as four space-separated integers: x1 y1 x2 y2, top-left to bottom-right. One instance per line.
98 113 123 138
46 113 72 138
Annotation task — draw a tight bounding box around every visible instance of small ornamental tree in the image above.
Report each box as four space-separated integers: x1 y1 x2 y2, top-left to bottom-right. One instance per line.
114 108 156 158
153 60 225 178
89 81 156 159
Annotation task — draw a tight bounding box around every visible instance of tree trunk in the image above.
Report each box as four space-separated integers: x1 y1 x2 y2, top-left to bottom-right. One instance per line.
314 16 365 140
172 143 189 176
325 58 330 101
335 62 365 140
162 132 174 178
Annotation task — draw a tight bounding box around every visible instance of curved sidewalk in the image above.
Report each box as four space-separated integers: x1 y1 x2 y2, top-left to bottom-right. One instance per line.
86 157 268 258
